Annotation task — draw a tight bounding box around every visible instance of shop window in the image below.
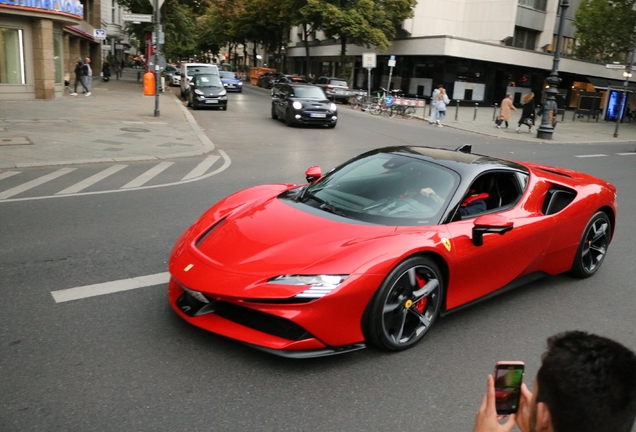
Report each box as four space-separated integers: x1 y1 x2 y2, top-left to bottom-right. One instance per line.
0 28 25 84
54 33 63 84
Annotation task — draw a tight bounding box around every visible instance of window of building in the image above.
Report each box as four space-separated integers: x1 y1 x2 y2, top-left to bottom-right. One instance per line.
551 35 576 56
54 33 63 83
0 28 25 84
508 27 539 50
518 0 547 12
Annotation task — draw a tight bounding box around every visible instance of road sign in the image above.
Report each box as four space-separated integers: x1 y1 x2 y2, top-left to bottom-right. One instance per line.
363 52 376 69
149 0 165 9
93 29 106 40
388 59 396 67
606 64 626 69
123 13 153 22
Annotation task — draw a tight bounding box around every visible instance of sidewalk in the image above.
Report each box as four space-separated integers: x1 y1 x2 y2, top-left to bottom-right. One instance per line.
416 103 636 145
2 74 636 170
0 69 213 169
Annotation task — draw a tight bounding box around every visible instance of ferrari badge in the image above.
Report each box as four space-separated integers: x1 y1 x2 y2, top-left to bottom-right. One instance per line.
184 264 194 272
442 238 451 252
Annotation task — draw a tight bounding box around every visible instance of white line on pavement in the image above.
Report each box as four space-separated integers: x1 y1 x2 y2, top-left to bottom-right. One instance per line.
0 171 20 181
616 152 636 156
51 272 170 303
574 154 607 158
56 164 127 195
181 155 220 181
0 168 75 200
120 161 174 189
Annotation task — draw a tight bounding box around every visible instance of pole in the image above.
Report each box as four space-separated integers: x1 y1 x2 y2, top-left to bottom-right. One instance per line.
154 0 160 117
537 0 569 140
367 67 372 97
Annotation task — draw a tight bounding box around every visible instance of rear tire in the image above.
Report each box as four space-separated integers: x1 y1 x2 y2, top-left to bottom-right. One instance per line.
363 256 443 351
570 211 611 278
271 104 278 119
403 107 416 119
369 104 382 116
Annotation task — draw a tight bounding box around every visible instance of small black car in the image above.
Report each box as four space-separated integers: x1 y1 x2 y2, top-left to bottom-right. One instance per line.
271 83 338 128
187 74 228 110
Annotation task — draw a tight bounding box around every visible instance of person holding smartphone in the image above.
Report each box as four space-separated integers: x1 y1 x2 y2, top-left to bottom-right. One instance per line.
473 331 636 432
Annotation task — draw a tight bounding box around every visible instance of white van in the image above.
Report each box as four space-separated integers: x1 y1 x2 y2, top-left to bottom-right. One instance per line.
180 63 219 97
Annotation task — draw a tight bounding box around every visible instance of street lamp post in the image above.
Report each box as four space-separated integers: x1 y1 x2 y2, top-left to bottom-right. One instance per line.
614 39 636 137
537 0 569 140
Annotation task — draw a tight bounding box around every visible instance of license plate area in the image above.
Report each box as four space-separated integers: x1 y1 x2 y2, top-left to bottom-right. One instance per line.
205 99 219 104
310 113 326 118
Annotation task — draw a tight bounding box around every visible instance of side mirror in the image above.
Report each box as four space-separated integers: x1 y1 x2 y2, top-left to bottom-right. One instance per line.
472 214 513 246
189 82 195 86
305 166 322 183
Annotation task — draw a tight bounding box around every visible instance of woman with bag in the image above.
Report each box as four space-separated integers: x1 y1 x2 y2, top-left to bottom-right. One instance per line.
516 92 536 133
496 94 516 128
435 88 450 127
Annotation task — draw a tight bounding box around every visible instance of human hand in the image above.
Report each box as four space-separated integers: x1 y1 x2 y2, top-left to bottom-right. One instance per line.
473 375 517 432
514 382 533 432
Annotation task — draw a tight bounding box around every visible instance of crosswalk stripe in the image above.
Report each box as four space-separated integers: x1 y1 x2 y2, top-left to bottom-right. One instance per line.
120 161 174 189
181 155 220 181
51 272 170 303
0 171 20 181
0 168 76 200
55 165 128 195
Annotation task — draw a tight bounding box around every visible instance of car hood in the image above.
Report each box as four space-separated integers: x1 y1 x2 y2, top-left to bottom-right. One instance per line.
191 190 397 276
195 87 225 96
292 98 333 109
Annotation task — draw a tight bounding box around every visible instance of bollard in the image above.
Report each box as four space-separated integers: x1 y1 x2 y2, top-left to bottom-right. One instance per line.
474 103 478 120
493 103 498 121
137 71 141 82
143 72 155 96
455 100 460 120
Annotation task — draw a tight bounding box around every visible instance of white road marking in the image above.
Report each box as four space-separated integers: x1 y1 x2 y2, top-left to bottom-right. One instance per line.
56 165 127 195
51 272 170 303
616 152 636 156
574 154 607 158
120 161 174 188
0 168 75 200
0 171 20 181
181 155 220 180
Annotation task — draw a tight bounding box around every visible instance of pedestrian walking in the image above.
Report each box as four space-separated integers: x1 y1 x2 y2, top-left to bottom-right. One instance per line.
496 93 516 128
435 88 450 127
429 84 442 124
102 60 111 82
83 56 92 96
516 92 536 133
70 57 89 96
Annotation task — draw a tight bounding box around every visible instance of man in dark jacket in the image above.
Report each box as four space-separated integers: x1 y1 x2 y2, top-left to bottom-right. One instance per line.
70 57 89 96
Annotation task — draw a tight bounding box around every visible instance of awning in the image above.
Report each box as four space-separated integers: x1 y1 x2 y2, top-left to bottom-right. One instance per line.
586 76 636 91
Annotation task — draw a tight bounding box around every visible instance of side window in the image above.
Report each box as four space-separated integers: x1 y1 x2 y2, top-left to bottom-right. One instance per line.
459 172 524 218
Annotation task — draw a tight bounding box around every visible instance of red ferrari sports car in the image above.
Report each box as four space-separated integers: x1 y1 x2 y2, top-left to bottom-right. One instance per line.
168 145 616 358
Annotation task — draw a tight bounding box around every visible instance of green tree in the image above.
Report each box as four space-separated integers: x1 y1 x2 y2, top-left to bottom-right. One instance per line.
574 0 636 63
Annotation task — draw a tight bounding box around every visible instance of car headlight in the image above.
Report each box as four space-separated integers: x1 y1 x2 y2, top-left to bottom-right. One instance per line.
223 83 228 87
292 101 303 110
238 82 243 86
330 103 337 111
268 275 349 299
194 89 204 95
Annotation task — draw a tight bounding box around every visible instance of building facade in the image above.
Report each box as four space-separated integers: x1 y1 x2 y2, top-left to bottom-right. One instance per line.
0 0 102 100
286 0 634 109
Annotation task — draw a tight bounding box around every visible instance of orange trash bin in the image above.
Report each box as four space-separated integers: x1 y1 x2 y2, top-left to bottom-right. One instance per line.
144 72 155 96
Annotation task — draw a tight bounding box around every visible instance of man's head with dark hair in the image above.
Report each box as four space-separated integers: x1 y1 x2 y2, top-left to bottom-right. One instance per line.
535 331 636 432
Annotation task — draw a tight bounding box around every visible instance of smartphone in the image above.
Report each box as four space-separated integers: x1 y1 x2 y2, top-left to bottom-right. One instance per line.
494 361 525 415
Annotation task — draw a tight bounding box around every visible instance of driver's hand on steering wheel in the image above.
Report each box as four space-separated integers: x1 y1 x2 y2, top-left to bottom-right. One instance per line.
420 187 442 203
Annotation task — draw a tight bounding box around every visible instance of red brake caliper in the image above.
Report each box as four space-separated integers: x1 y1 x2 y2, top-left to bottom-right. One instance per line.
415 274 427 313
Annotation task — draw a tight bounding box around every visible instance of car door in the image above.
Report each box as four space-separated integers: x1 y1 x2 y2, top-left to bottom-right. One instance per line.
442 171 555 309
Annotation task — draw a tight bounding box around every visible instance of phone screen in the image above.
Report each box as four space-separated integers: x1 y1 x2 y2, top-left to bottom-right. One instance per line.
494 363 524 415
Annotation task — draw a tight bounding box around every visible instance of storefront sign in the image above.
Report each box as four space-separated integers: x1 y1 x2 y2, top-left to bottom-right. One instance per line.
0 0 84 19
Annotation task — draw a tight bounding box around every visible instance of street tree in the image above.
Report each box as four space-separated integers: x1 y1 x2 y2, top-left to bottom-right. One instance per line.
574 0 636 63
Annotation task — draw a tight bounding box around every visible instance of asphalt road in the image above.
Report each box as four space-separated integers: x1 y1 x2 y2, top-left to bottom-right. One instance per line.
1 84 635 431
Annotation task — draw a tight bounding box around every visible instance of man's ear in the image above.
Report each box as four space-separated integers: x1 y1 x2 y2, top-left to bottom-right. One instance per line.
535 402 553 431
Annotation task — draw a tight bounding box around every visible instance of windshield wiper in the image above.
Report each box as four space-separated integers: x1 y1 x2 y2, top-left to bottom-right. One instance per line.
304 193 347 217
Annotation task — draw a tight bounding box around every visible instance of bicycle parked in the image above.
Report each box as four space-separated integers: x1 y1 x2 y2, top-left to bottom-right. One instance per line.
369 88 403 117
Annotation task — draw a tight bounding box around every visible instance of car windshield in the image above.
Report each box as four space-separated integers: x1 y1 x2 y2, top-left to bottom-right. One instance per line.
194 74 223 87
299 152 460 226
292 86 327 99
187 65 218 76
220 71 237 79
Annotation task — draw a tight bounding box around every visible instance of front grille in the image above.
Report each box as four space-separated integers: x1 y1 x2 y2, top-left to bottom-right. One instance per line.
178 291 314 341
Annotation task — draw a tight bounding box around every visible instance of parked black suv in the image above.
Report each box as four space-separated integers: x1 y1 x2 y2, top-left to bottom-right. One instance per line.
314 76 350 102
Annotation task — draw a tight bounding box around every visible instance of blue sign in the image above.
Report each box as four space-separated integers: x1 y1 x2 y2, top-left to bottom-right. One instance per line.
94 29 106 40
606 90 624 122
386 96 394 106
0 0 84 18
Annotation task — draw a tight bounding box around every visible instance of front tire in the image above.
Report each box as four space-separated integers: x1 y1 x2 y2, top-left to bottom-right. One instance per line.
570 211 611 278
403 107 416 119
285 109 295 127
271 104 278 119
364 256 443 351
